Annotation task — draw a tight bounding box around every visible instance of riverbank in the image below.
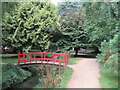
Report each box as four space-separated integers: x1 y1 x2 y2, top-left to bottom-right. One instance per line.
1 57 80 89
2 64 32 89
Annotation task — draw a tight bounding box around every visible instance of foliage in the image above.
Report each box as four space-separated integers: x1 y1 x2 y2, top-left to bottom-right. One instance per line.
33 66 63 88
2 2 19 52
2 2 18 16
2 64 31 89
27 67 40 75
33 66 73 88
56 1 90 54
1 58 18 63
2 1 60 53
97 33 119 72
83 2 119 52
99 64 118 88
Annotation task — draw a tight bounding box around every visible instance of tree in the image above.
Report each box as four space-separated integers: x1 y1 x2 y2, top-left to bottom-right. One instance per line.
57 1 90 55
2 1 60 53
2 2 18 16
83 1 119 73
2 2 19 53
83 2 119 52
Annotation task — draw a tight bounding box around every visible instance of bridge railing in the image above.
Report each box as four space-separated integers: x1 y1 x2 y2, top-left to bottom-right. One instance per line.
18 52 68 66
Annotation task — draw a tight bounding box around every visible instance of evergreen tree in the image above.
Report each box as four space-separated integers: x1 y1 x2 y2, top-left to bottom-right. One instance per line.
97 33 119 72
2 1 59 53
2 2 19 53
57 1 90 55
83 2 119 52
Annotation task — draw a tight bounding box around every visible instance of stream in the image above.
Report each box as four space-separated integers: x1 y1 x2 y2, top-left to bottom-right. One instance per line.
14 75 40 88
5 66 62 89
7 75 43 89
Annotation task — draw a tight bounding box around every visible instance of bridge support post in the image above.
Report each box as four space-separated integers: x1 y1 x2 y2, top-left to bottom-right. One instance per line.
18 52 20 64
23 53 26 64
64 53 68 66
53 54 55 64
30 54 32 63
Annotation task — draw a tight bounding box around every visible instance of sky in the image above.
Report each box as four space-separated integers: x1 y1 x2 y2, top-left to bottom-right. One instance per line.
50 0 119 4
51 0 58 6
51 0 64 6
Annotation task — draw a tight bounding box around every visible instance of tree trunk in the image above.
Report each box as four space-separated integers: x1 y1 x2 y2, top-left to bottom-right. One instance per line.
94 47 100 53
74 47 79 56
75 49 78 56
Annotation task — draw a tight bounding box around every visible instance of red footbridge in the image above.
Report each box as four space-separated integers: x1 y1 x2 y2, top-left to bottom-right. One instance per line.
18 52 68 67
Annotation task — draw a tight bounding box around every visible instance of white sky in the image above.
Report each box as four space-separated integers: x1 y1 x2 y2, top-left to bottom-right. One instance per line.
51 0 58 6
51 0 64 6
50 0 116 4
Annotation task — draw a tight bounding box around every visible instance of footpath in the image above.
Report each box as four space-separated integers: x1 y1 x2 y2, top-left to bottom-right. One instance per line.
67 57 101 88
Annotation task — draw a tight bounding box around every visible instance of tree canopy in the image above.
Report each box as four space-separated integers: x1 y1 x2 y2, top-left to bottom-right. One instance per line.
57 1 90 54
2 1 60 52
83 2 119 52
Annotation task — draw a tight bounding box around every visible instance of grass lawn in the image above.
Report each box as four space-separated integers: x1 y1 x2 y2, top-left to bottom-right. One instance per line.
68 58 80 65
0 54 17 57
57 66 73 88
79 50 94 54
99 64 119 88
1 58 18 63
56 57 80 88
70 50 94 56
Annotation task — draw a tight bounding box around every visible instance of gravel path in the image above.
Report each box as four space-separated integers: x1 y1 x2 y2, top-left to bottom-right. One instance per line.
67 58 101 88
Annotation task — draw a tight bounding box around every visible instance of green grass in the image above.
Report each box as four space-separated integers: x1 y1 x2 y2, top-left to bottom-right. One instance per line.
68 58 80 65
1 58 18 63
70 50 94 56
99 64 119 88
79 50 94 53
0 54 17 57
57 66 73 88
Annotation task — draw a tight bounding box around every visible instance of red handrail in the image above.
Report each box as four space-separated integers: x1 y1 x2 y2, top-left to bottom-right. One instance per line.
18 52 68 66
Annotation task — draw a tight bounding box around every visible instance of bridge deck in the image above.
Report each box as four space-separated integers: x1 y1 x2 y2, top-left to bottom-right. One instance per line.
18 61 64 68
18 61 64 65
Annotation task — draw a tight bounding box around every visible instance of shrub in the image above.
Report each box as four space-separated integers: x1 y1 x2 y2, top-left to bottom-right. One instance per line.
97 34 119 72
2 64 31 89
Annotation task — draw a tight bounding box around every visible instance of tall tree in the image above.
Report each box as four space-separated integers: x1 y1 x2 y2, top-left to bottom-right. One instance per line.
83 2 119 52
2 1 60 53
2 2 19 53
57 1 90 55
83 1 120 72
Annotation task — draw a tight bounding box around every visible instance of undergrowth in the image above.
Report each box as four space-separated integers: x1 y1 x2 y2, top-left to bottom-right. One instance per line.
99 64 119 88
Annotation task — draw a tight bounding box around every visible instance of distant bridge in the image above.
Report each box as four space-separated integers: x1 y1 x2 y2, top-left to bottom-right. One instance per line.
18 52 68 67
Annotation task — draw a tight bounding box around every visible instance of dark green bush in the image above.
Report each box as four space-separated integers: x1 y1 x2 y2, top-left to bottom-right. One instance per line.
2 64 31 89
97 34 119 72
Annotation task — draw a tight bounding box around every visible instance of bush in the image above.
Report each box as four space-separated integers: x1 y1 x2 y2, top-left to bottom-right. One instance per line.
2 64 31 89
97 34 119 72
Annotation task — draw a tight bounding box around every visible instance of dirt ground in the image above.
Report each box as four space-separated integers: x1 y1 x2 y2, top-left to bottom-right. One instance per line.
67 57 101 88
